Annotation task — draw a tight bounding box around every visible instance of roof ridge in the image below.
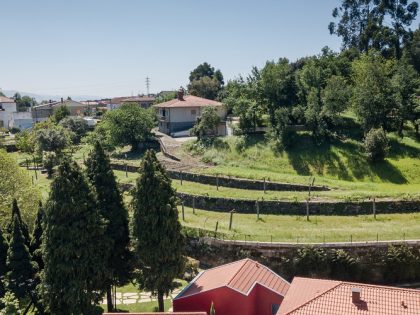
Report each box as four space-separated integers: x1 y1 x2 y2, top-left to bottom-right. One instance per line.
340 281 420 293
283 281 342 315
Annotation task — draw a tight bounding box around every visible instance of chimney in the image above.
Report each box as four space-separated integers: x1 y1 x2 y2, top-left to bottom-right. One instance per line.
177 88 184 101
352 288 361 304
61 97 64 104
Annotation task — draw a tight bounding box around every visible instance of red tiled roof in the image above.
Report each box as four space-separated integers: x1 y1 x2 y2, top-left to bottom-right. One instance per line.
153 95 222 108
278 277 420 315
104 313 206 315
0 96 15 103
175 258 290 299
123 96 155 102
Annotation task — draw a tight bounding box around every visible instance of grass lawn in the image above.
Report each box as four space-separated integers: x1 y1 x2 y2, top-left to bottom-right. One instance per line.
179 206 420 243
100 299 171 313
182 132 420 200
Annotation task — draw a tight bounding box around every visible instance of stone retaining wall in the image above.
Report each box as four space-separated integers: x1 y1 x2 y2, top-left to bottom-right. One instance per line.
177 192 420 215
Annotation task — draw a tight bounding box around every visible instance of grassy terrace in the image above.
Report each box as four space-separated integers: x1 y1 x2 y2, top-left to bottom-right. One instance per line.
178 206 420 243
182 132 420 200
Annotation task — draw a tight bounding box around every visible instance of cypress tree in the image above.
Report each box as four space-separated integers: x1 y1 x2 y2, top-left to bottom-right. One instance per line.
42 158 106 315
132 150 185 312
6 214 37 300
85 141 132 312
30 202 44 271
0 227 8 298
7 199 30 247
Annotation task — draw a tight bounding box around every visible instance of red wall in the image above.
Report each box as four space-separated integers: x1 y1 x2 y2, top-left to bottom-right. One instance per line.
173 285 284 315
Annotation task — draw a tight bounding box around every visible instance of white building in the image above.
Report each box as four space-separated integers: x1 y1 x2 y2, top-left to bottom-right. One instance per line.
0 96 32 130
154 90 227 137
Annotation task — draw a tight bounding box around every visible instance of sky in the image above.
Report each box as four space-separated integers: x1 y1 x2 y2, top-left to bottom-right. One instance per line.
1 0 419 99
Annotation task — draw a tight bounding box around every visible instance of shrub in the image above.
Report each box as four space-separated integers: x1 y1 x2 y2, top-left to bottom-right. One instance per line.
294 247 329 277
328 249 359 281
364 128 389 162
9 128 20 134
382 245 419 283
0 291 21 315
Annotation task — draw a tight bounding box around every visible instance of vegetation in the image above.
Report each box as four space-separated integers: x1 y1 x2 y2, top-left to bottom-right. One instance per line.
42 159 106 314
190 106 221 141
85 141 132 312
132 150 185 312
188 62 224 100
364 128 390 162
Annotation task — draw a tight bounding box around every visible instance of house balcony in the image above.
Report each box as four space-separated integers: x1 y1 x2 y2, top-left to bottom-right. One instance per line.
158 115 167 122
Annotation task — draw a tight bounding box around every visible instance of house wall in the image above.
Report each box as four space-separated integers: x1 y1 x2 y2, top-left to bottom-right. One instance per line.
173 285 283 315
12 112 33 130
0 102 17 129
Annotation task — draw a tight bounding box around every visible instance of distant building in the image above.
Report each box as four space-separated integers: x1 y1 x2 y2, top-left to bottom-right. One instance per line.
107 95 156 110
154 90 227 137
173 258 290 315
32 99 88 123
277 277 420 315
0 96 33 130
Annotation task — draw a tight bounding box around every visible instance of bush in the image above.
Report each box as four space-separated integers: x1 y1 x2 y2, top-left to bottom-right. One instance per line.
382 245 419 283
9 128 20 134
59 116 88 144
364 128 389 162
0 291 21 315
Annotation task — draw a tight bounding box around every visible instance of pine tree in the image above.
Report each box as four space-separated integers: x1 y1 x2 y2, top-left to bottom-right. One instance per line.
7 199 30 248
132 150 185 312
6 214 37 300
0 227 8 298
85 141 132 312
42 158 106 315
30 202 44 270
210 302 216 315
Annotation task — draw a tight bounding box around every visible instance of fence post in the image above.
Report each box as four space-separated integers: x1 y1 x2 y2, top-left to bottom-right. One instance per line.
26 159 29 170
33 158 38 180
216 174 219 191
306 199 310 221
181 202 185 221
263 177 266 194
31 176 34 185
180 171 183 185
256 200 260 220
192 196 195 214
125 163 128 178
373 197 376 219
350 234 353 244
229 209 235 231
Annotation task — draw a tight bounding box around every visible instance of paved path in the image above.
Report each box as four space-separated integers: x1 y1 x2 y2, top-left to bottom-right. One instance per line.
101 288 183 305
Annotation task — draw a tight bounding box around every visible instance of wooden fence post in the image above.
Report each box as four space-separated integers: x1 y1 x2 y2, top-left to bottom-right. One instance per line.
373 197 376 219
256 200 260 220
216 174 219 191
192 196 195 214
306 198 310 221
229 209 236 231
125 163 128 177
180 171 183 185
263 177 266 194
181 202 185 221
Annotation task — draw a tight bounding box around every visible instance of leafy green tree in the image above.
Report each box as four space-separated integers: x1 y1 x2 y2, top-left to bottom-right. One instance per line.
100 103 155 151
52 105 70 123
188 76 222 100
132 150 185 312
0 150 40 230
190 107 221 141
0 227 8 298
352 52 395 131
404 26 420 72
15 130 35 155
59 116 88 144
42 159 106 315
29 202 44 271
364 127 389 162
34 125 70 155
85 141 132 312
272 107 294 149
305 88 329 143
391 58 419 135
321 75 351 124
188 63 224 100
6 214 37 300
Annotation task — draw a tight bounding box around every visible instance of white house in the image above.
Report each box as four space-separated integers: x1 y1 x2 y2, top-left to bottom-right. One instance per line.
154 90 227 136
0 96 16 129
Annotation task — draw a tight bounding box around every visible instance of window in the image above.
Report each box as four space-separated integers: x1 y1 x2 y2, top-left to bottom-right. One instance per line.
191 109 196 115
272 304 280 315
162 109 166 117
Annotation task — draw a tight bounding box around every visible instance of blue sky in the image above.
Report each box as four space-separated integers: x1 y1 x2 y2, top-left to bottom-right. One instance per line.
1 0 419 98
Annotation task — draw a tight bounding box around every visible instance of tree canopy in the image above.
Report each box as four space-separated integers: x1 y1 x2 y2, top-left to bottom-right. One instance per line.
188 63 224 100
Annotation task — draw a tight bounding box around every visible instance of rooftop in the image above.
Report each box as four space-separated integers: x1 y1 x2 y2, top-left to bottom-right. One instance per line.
0 96 15 103
153 94 222 109
278 277 420 315
175 258 290 300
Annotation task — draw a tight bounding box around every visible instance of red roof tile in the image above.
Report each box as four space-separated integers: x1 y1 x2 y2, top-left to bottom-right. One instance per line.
153 95 222 108
278 277 420 315
175 259 290 299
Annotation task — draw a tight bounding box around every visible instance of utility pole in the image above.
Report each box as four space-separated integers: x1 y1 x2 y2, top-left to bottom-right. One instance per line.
145 77 150 96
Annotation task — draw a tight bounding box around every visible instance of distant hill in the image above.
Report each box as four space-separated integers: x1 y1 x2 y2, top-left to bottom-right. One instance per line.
1 90 106 102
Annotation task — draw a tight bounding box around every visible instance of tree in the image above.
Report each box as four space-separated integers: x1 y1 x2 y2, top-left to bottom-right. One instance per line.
210 302 216 315
188 63 224 100
15 130 35 155
391 58 419 135
59 116 88 144
100 103 155 151
29 202 44 271
132 150 185 312
190 107 221 141
321 75 351 124
0 150 40 230
188 76 222 100
352 52 395 131
52 105 70 123
364 127 389 161
42 159 106 315
0 292 21 315
7 199 30 248
34 125 70 155
305 88 329 143
6 214 37 300
85 141 132 312
404 26 420 72
0 227 8 298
